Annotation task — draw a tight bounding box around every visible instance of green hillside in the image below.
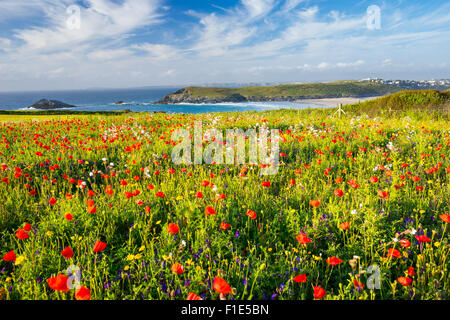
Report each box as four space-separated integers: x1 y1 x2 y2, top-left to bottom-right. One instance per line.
155 80 404 103
186 81 400 98
345 89 450 117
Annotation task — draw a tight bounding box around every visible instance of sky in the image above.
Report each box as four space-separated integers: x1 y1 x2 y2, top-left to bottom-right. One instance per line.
0 0 449 91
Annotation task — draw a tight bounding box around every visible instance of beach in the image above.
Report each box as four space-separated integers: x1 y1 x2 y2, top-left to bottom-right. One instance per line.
295 96 382 107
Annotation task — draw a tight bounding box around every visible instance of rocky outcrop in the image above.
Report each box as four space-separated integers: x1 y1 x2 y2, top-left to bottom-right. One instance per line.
28 99 77 110
154 88 249 104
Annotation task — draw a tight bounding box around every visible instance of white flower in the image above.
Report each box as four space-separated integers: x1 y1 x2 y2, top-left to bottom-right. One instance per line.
89 172 94 176
109 163 114 167
411 228 417 235
353 255 360 259
102 158 107 162
181 240 186 247
393 238 399 242
351 209 357 215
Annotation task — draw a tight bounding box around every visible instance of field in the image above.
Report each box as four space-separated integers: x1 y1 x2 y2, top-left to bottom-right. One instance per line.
0 107 448 300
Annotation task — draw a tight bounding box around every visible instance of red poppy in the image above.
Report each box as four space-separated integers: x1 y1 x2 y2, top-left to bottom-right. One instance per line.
195 191 203 198
415 235 431 243
93 241 107 252
439 214 450 223
47 274 70 292
87 190 95 197
353 279 365 289
246 209 257 220
387 248 401 258
65 213 73 221
87 206 97 214
213 277 232 294
75 286 91 300
377 190 389 199
296 233 311 244
3 250 16 262
15 228 29 240
334 189 344 197
168 223 180 234
313 286 326 299
155 191 165 198
261 181 271 187
340 222 350 230
397 277 412 286
326 256 343 266
23 223 31 232
293 274 307 283
171 263 184 274
369 176 379 183
220 222 231 230
400 239 411 248
186 292 202 300
61 246 73 259
49 197 57 205
407 267 416 276
105 186 114 195
309 200 320 208
201 180 210 187
205 206 216 216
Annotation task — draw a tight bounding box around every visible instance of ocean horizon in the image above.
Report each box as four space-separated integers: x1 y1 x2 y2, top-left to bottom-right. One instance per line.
0 87 334 114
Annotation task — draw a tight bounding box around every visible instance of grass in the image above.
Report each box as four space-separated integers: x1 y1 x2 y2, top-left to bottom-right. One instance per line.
345 90 450 119
0 107 448 301
165 81 402 100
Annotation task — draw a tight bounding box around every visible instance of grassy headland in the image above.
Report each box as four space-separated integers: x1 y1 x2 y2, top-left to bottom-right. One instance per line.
155 80 403 104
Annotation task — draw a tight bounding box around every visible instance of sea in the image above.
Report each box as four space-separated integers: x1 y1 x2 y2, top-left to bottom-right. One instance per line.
0 87 333 113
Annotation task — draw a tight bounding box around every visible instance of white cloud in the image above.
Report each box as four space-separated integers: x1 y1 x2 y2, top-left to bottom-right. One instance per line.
14 0 163 52
0 0 449 91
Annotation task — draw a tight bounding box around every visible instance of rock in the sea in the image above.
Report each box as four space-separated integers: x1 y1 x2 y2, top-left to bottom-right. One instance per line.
115 101 124 105
28 99 77 110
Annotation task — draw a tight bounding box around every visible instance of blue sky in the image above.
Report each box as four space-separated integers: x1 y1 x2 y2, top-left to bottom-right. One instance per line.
0 0 449 91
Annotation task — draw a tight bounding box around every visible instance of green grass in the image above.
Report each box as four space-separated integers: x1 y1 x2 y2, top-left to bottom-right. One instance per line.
345 90 450 119
0 108 448 301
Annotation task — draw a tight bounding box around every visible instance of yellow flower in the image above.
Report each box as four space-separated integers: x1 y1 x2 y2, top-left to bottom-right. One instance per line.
176 196 183 201
434 242 441 248
126 254 135 261
268 248 273 252
292 247 298 253
15 256 26 265
46 231 53 237
419 210 425 214
185 259 193 265
134 253 143 260
156 220 161 225
260 264 265 271
139 245 145 252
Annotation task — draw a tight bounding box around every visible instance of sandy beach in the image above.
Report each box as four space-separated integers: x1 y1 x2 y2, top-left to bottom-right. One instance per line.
296 96 382 107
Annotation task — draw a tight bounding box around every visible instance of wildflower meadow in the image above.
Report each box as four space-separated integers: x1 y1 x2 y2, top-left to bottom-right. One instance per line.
0 109 448 300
